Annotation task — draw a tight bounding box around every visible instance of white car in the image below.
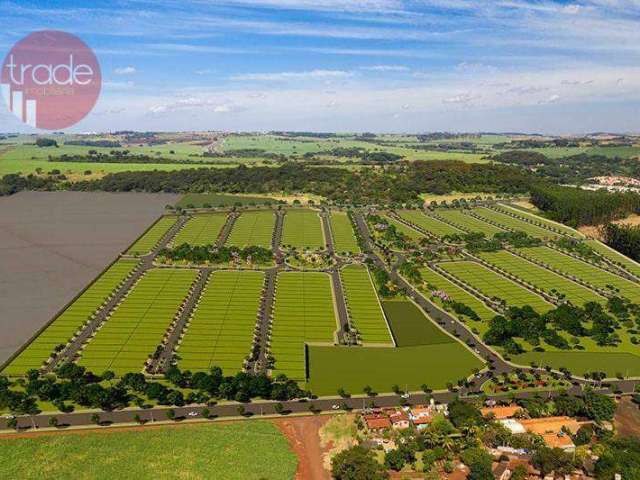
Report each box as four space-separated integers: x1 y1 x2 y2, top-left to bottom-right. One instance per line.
332 404 340 410
187 411 199 417
400 393 410 399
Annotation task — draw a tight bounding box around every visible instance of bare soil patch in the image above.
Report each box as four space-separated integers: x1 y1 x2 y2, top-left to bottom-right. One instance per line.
615 397 640 438
578 214 640 240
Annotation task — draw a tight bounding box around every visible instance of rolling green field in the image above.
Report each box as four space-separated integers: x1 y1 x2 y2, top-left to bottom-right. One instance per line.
171 213 228 247
341 265 393 345
434 210 506 236
225 210 275 248
270 272 338 381
585 240 640 278
494 204 582 238
77 269 198 375
281 209 325 250
329 211 360 254
517 246 640 303
478 251 605 306
382 215 425 240
0 421 297 480
397 210 463 237
128 216 178 256
177 193 278 208
525 145 640 159
472 207 558 238
439 261 553 312
382 300 452 347
1 259 139 376
178 271 264 374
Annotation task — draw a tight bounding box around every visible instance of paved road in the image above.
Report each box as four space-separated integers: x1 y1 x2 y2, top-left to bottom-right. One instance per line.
320 211 335 255
217 212 238 247
252 268 279 373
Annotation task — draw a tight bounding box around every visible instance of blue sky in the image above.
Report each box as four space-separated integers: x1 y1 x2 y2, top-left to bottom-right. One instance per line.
1 0 639 133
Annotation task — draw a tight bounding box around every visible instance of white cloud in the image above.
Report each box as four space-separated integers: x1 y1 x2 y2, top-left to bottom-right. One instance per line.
442 93 480 104
231 69 353 81
360 65 409 71
114 66 137 75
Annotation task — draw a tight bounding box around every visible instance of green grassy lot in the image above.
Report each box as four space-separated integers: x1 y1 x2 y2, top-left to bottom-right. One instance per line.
397 210 463 237
517 246 640 303
525 145 640 159
341 265 393 345
434 210 506 236
585 240 640 278
128 216 178 256
1 259 139 376
472 207 558 238
171 213 228 247
177 271 264 374
0 421 297 480
495 204 582 238
381 215 425 240
225 210 275 248
382 300 452 347
438 261 553 312
77 269 198 375
329 211 360 254
281 209 325 250
177 193 279 208
477 251 606 306
307 342 483 396
512 351 640 378
270 272 338 382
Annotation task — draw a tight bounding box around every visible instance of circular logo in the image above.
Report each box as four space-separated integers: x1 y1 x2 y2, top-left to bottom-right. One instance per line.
1 30 101 130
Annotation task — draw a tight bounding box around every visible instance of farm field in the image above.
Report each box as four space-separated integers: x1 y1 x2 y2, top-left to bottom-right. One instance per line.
585 240 640 278
472 207 558 238
516 246 640 303
177 271 264 374
128 216 177 256
77 269 199 375
341 265 393 345
171 213 228 247
495 204 582 238
177 193 278 208
438 261 553 312
270 272 338 382
281 209 325 250
382 300 452 347
0 421 297 480
1 259 139 376
382 215 424 240
329 211 360 254
397 210 463 237
225 210 275 248
477 251 605 306
434 210 505 236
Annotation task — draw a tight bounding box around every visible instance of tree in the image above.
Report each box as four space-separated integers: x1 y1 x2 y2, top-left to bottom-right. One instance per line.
510 465 528 480
166 409 176 421
468 461 494 480
90 413 101 425
48 416 59 428
331 445 388 480
274 402 284 415
532 447 574 476
583 390 616 422
236 405 246 416
201 408 210 419
384 449 406 471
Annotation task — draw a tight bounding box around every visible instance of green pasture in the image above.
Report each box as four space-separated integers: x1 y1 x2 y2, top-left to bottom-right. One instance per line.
0 421 297 480
381 215 425 240
177 271 264 374
341 265 393 345
524 145 640 159
495 204 582 238
225 210 275 248
1 259 139 376
77 269 198 375
585 240 640 278
329 211 360 254
397 210 463 237
281 209 325 250
172 213 228 247
128 216 178 256
512 351 640 379
472 207 558 238
434 210 506 236
270 272 338 382
382 300 452 347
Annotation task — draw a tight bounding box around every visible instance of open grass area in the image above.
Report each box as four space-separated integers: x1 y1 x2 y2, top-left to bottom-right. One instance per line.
270 272 338 382
381 215 425 240
307 342 483 396
512 351 640 378
517 246 640 303
472 207 558 238
495 204 582 238
77 269 199 375
1 259 139 376
434 210 506 236
382 300 452 347
281 209 325 250
171 213 228 247
177 271 264 374
225 210 275 248
127 216 178 256
0 421 297 480
341 265 393 345
438 261 553 312
585 240 640 278
477 251 606 306
397 210 463 237
330 211 360 254
177 193 278 208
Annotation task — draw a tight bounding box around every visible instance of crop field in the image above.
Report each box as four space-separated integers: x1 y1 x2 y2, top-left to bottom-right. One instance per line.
471 207 558 238
329 211 360 254
270 272 338 381
494 204 582 238
225 211 275 248
438 261 553 312
477 251 605 306
177 271 263 374
382 300 452 347
177 193 278 208
435 210 505 236
77 269 198 375
585 240 640 278
516 247 640 303
341 265 393 345
397 210 463 237
0 421 297 480
1 259 139 376
171 213 228 247
382 215 424 240
281 209 325 250
128 216 178 255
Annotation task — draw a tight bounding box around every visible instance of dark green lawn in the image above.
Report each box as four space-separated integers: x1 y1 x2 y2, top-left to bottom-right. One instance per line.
383 300 452 346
